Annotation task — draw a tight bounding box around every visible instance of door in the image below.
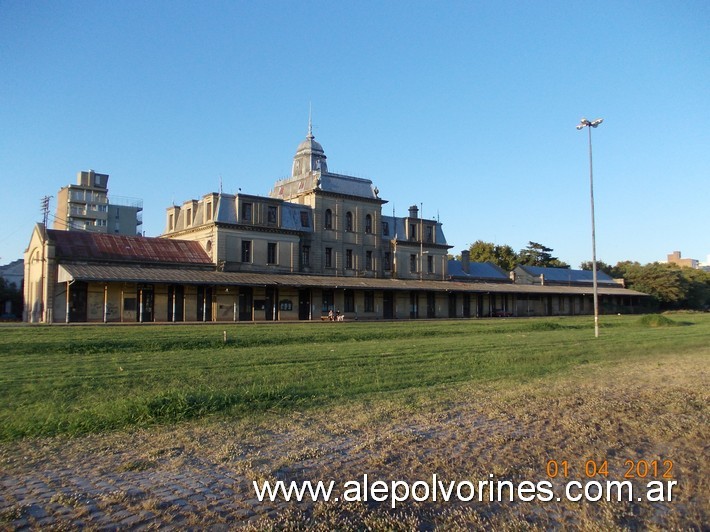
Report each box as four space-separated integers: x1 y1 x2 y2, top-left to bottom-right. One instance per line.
448 293 457 318
68 281 88 322
409 292 418 319
239 287 253 321
427 292 436 318
138 285 154 322
197 286 213 322
167 285 184 322
265 287 278 321
298 289 311 320
383 291 394 319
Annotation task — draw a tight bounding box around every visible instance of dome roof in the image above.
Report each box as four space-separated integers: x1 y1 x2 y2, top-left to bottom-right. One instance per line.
295 133 325 156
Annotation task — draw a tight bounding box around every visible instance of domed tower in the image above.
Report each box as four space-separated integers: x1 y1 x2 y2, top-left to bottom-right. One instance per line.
291 117 328 176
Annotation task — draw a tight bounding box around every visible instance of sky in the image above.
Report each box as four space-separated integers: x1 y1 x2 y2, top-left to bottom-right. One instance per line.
1 0 708 268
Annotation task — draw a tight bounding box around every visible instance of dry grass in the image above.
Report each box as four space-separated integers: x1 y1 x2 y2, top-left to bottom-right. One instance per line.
1 345 707 529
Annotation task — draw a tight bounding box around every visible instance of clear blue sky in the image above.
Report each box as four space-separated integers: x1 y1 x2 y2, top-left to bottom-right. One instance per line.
1 1 708 268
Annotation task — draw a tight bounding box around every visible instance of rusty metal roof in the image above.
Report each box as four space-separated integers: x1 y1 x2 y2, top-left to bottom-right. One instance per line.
57 264 648 297
48 230 212 265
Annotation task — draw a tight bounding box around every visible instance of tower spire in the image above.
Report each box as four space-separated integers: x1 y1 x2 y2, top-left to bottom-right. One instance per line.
308 103 314 139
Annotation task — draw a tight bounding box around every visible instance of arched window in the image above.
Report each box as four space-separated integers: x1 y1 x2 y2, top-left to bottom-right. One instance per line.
346 211 353 232
365 214 372 234
324 209 333 229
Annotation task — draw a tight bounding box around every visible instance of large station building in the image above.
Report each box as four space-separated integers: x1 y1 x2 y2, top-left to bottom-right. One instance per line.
24 128 647 323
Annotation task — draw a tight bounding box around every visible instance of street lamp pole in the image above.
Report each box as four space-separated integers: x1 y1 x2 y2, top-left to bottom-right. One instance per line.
576 117 603 338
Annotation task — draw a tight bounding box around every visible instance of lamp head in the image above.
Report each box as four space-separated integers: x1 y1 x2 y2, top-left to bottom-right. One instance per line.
591 118 604 127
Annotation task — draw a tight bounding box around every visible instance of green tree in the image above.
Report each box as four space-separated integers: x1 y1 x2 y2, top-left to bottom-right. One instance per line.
679 267 710 310
618 262 688 308
467 240 518 271
579 260 614 277
517 242 569 268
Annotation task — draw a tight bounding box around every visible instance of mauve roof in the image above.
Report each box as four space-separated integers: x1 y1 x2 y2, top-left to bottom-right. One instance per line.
48 230 212 265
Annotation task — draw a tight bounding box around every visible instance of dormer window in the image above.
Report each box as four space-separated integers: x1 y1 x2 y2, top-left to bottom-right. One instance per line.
242 202 252 222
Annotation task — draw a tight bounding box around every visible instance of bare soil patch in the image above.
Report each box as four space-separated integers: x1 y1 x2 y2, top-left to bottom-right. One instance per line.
1 350 707 530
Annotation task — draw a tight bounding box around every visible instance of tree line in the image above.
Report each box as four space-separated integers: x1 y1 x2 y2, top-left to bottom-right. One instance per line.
459 240 710 310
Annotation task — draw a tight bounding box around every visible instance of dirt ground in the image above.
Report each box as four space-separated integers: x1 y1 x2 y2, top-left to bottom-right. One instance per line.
1 351 707 530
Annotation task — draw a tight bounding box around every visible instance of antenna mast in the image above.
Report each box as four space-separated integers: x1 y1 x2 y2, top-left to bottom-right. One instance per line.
41 196 52 227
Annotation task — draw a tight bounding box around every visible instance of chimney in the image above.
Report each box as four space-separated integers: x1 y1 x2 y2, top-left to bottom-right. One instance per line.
539 274 545 286
461 250 470 274
408 205 419 218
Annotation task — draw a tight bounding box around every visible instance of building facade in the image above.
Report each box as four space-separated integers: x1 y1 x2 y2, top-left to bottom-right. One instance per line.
162 128 451 282
24 129 649 323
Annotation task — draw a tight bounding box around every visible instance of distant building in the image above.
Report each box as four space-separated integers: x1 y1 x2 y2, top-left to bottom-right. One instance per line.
0 259 24 290
666 251 699 269
0 259 23 319
54 170 143 235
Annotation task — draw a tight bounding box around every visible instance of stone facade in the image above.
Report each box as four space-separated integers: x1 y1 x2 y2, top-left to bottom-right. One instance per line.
162 129 451 280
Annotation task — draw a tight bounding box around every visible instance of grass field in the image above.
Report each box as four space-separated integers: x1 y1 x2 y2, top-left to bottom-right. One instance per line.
0 313 708 441
0 314 708 529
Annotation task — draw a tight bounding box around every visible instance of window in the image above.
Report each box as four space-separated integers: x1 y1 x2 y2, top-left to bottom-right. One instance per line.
267 206 277 224
325 247 332 268
300 211 310 228
169 214 174 230
206 203 212 221
186 208 192 226
241 240 252 262
365 214 372 234
384 252 391 271
366 250 373 271
382 221 389 236
267 242 277 264
426 225 433 243
364 291 374 313
302 245 310 267
344 290 355 313
410 254 417 273
409 224 417 241
428 255 434 273
242 202 252 222
346 211 353 232
324 209 333 229
346 249 353 269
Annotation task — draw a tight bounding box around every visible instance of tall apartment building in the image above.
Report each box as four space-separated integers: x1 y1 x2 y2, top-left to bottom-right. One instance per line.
54 170 143 235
